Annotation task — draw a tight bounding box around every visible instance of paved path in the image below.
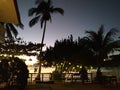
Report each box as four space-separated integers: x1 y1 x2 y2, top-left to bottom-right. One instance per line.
27 82 120 90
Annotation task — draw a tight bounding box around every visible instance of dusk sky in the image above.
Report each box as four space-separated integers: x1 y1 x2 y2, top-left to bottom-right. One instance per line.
17 0 120 48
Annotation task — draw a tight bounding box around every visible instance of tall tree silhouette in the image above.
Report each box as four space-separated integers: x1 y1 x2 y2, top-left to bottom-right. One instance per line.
28 0 64 79
85 25 120 69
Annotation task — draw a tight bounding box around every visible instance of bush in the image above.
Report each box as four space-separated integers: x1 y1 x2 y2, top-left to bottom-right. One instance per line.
52 70 62 81
0 57 29 89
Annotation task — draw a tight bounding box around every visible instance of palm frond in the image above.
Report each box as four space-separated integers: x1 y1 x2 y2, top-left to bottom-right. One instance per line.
109 28 119 36
98 25 104 38
97 25 104 45
18 23 24 29
6 25 12 39
49 15 52 22
29 16 40 27
103 28 119 46
28 8 37 16
35 0 43 5
105 40 120 53
40 17 44 28
8 24 18 38
85 31 97 41
15 23 24 29
52 8 64 15
47 0 52 7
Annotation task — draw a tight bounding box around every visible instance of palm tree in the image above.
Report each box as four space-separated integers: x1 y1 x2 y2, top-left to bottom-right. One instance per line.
1 22 23 40
28 0 64 80
85 25 120 69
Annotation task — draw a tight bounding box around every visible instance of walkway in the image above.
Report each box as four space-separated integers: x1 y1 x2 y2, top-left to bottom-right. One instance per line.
26 82 120 90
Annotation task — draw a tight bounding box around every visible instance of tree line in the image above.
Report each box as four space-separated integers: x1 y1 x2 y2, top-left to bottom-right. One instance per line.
43 25 120 69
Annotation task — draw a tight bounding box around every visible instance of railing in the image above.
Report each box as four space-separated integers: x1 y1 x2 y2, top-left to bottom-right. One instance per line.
63 73 93 83
28 73 93 84
28 73 53 84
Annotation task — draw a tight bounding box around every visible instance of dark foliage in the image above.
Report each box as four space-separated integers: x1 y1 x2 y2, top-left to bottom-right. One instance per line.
44 35 97 66
0 57 29 89
0 40 42 56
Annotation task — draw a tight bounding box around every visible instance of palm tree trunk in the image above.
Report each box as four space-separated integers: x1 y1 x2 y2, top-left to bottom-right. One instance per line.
96 55 103 83
37 21 47 81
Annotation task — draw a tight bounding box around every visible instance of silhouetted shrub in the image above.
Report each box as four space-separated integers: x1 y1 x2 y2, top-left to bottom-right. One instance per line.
0 57 29 90
52 70 62 81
